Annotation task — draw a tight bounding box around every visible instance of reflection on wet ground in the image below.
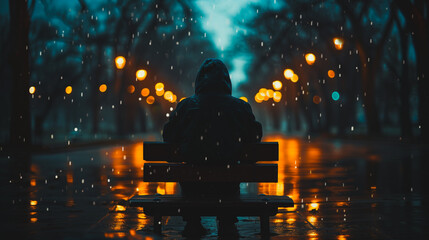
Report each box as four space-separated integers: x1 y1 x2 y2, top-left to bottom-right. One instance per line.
1 134 428 239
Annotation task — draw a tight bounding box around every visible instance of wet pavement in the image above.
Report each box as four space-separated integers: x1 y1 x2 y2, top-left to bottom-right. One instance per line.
1 133 428 239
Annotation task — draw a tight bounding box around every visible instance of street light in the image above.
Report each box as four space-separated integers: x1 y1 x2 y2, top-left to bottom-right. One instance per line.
141 88 150 97
65 86 72 94
136 69 147 81
305 53 316 65
99 84 107 93
115 56 126 69
273 91 282 102
328 70 335 78
155 82 164 91
333 38 344 50
284 69 294 79
29 86 36 94
272 80 282 90
291 74 299 83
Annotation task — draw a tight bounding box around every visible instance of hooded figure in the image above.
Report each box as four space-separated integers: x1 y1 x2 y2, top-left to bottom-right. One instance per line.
163 58 262 164
162 58 263 237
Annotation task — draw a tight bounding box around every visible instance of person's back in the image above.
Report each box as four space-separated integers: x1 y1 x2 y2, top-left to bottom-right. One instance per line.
162 58 262 237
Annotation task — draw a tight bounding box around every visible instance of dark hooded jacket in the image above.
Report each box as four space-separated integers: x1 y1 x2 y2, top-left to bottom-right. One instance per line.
162 58 263 165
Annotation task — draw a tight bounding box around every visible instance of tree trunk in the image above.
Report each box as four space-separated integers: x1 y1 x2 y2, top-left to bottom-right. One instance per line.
8 0 31 150
399 33 412 138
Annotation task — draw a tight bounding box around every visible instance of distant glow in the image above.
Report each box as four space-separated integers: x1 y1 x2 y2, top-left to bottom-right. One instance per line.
155 82 164 91
284 69 294 79
156 89 164 96
141 88 149 97
164 91 173 101
99 84 107 93
259 88 268 101
65 86 72 94
291 74 299 83
305 53 316 65
171 94 177 103
115 56 126 69
239 96 248 102
333 38 344 50
29 86 36 94
255 93 264 103
273 91 282 102
332 91 340 101
30 200 38 206
136 69 147 80
272 80 282 90
313 95 321 104
266 89 274 98
146 96 155 104
328 70 335 78
127 85 135 93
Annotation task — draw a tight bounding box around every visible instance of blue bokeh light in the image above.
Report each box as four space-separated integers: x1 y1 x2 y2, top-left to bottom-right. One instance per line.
332 91 340 101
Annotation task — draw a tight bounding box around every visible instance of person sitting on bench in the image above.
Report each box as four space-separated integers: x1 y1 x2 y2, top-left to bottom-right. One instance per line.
162 58 263 237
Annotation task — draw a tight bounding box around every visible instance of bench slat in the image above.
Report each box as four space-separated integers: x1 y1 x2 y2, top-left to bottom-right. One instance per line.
143 142 278 162
143 163 278 182
129 194 294 216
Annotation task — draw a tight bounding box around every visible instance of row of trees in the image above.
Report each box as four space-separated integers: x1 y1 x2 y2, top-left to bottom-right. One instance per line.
239 0 428 139
2 0 218 149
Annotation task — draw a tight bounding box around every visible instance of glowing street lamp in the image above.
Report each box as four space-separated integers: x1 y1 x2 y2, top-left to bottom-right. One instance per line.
272 80 282 90
141 88 150 97
291 74 299 83
255 93 263 103
305 53 316 65
155 82 164 92
164 91 173 101
146 96 155 104
273 91 282 102
328 70 335 78
99 84 107 93
65 86 72 94
29 86 36 94
127 85 135 93
284 69 294 79
115 56 126 69
136 69 147 80
333 38 344 50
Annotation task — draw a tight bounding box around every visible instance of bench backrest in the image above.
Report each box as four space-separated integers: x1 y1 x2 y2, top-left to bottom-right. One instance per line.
143 141 279 182
143 142 278 162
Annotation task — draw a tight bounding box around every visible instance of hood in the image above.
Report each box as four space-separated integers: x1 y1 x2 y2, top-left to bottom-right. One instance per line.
195 58 232 95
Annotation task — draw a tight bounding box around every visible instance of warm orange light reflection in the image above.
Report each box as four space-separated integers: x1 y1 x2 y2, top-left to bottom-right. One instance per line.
328 70 335 78
115 56 126 69
180 97 186 102
30 179 36 187
266 89 274 98
239 96 248 102
307 216 317 223
255 93 264 103
309 202 319 211
30 200 38 206
30 218 38 223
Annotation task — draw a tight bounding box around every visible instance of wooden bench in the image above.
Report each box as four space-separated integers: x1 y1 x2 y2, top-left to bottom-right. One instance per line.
128 141 294 235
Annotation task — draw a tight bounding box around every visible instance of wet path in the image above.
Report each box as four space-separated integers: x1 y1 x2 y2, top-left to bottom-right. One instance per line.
1 134 428 239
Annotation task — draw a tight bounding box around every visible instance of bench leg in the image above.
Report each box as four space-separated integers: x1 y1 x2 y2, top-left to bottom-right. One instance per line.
260 215 270 235
154 215 162 234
